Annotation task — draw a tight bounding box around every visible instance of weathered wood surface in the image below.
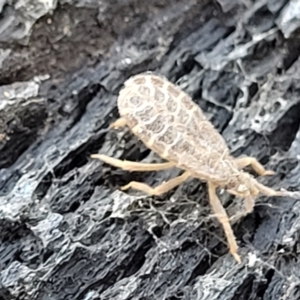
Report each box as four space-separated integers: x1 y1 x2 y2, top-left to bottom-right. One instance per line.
1 0 300 299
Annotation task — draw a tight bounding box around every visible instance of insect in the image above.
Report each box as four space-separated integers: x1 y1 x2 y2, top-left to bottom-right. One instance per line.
91 73 298 263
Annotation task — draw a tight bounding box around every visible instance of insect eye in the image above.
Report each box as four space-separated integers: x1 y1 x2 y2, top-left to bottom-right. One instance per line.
237 184 247 192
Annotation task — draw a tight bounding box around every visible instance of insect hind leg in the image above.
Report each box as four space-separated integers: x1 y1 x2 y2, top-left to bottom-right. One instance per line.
121 171 191 196
91 154 176 172
109 117 127 129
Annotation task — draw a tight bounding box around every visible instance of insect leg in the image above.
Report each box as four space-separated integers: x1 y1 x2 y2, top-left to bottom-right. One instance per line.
91 154 176 171
121 171 191 196
226 189 256 221
109 117 127 129
244 195 255 214
235 156 275 176
207 182 241 263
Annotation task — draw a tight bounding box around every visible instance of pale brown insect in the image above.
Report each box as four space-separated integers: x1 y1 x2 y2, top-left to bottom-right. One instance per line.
91 73 298 263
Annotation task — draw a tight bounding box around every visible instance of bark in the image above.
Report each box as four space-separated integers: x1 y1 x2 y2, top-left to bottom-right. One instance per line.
1 0 300 299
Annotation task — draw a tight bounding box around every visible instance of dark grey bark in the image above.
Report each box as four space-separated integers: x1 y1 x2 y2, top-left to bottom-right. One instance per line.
1 0 300 299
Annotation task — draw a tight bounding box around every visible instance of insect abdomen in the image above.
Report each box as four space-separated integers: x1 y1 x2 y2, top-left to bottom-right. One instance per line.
117 73 233 181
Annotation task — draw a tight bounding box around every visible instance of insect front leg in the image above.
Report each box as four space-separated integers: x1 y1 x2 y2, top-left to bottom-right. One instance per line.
91 154 176 171
226 184 258 220
207 182 241 263
235 156 275 176
121 171 191 196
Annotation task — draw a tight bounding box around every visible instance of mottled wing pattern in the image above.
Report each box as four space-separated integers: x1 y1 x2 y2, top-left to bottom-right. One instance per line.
117 73 235 182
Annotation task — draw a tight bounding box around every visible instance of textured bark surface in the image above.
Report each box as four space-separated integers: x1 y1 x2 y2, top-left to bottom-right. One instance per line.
1 0 300 299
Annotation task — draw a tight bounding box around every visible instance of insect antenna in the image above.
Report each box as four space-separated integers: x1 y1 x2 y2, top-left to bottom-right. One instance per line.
254 180 300 199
